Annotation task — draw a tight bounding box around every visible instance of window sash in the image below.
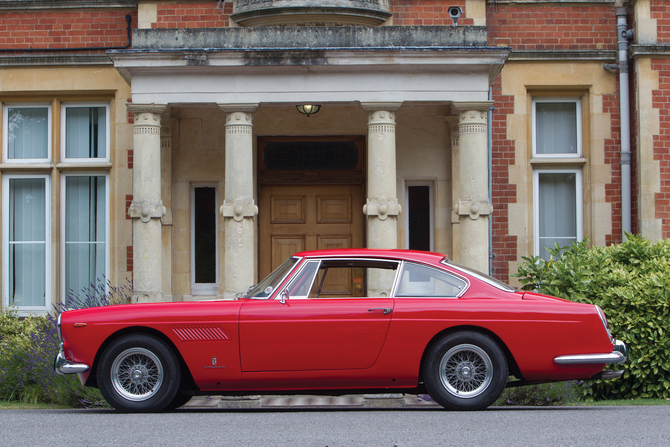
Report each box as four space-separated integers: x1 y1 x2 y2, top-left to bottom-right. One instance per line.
2 104 51 162
532 98 582 157
533 169 583 260
2 175 50 311
61 103 110 161
62 175 109 306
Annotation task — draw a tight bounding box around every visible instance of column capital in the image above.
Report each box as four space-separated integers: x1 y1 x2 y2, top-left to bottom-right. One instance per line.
452 101 494 114
218 103 259 114
361 102 403 112
126 103 167 117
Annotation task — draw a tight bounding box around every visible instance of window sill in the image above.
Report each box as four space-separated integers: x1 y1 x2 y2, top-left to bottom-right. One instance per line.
0 162 53 172
56 162 113 171
530 157 587 166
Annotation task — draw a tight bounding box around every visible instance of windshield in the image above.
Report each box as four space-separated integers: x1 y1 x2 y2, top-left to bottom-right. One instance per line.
245 257 299 299
442 259 515 292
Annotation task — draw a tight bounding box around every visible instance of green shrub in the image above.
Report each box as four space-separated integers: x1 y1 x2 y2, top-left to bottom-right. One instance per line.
514 235 670 400
494 381 579 406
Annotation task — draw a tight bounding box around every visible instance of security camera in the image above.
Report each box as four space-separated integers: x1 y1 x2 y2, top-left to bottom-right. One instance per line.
448 6 463 26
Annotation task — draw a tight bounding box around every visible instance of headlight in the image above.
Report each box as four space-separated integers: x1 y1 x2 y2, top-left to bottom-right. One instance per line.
57 313 63 342
595 305 613 342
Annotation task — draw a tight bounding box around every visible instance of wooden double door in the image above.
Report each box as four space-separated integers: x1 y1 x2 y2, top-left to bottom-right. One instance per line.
259 184 365 279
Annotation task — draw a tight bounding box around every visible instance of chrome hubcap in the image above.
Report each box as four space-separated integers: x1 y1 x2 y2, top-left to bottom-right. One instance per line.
439 344 493 399
111 347 164 402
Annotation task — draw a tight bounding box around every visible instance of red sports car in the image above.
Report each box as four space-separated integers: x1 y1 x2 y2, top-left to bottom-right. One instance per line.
55 249 627 412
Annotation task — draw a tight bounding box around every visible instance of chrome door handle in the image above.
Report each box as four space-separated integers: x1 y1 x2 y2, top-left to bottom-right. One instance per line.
368 308 392 315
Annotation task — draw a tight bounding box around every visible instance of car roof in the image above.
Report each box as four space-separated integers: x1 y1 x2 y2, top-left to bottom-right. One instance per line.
293 248 447 264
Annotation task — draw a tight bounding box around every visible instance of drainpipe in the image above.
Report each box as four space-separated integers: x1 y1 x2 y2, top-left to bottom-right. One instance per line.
488 87 494 275
605 8 634 238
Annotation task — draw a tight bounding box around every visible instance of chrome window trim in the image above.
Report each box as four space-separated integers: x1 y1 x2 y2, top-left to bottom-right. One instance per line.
394 261 470 298
442 259 515 292
279 257 401 300
275 259 322 300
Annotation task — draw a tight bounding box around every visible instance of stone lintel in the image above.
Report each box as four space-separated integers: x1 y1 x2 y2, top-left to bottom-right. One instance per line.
452 101 494 113
361 102 403 112
127 103 167 116
218 103 259 114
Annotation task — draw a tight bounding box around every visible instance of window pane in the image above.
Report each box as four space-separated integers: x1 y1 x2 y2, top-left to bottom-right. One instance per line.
408 185 431 251
65 107 107 159
65 176 106 300
7 107 48 159
396 262 466 297
538 173 577 260
194 187 216 284
536 102 578 155
8 178 46 307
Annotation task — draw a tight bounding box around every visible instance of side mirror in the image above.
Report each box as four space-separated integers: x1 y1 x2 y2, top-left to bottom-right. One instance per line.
279 290 289 304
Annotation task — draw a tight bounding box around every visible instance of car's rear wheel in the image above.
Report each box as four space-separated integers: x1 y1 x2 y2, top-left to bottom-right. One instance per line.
424 331 508 410
97 334 181 412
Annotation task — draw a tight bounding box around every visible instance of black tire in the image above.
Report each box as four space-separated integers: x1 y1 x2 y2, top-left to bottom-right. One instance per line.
164 392 193 411
97 334 181 412
423 331 508 411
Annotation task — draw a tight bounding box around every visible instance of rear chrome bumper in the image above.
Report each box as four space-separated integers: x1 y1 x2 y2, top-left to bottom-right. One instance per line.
54 344 90 375
554 339 629 365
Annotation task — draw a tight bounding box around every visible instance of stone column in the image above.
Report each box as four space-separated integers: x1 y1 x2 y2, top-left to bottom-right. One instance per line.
361 102 402 297
160 113 175 301
127 103 167 303
453 102 493 273
218 104 259 300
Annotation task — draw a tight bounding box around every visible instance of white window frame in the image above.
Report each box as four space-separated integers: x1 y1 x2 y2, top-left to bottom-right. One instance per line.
60 173 110 305
61 102 111 163
532 97 582 158
533 168 583 259
191 183 219 296
2 173 51 315
405 181 434 251
2 103 52 163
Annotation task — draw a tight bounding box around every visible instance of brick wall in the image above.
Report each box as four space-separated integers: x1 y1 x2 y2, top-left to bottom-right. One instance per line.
155 2 231 28
390 0 472 26
651 57 670 238
488 5 617 50
490 75 517 283
652 0 670 43
0 10 136 51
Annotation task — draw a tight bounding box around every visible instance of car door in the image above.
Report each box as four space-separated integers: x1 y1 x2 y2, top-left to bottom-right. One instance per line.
239 259 398 372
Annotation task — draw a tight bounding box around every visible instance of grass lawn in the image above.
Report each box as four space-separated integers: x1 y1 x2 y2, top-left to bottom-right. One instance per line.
579 398 670 406
0 400 70 410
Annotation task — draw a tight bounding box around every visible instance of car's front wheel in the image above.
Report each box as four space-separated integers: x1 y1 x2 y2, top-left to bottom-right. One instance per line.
424 331 508 410
97 334 181 412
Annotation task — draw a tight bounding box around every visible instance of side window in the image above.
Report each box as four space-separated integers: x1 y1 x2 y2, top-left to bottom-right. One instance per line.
289 260 399 299
3 104 51 162
396 262 466 298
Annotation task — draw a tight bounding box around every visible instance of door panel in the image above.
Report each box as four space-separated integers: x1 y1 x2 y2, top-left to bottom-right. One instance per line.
259 184 364 279
239 297 392 372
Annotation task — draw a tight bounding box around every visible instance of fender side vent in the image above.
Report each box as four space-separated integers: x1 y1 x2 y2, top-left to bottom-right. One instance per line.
172 326 230 342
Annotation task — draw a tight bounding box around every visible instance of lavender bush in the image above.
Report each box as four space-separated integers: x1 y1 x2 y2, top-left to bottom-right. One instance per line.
0 278 132 407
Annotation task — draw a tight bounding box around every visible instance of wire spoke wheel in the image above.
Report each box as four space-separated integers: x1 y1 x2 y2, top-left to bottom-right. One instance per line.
111 347 164 402
439 344 493 399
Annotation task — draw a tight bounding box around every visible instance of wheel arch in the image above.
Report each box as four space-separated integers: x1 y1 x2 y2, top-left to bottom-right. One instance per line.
85 326 198 393
418 325 523 385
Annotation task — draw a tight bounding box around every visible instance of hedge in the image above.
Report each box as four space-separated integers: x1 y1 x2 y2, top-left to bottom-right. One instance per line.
514 234 670 400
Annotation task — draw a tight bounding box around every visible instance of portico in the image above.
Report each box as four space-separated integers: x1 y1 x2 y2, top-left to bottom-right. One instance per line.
111 26 508 302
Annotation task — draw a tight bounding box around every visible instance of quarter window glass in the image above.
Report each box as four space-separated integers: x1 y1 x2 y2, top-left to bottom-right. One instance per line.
65 106 107 159
287 261 320 298
64 176 107 304
7 178 47 307
6 107 49 159
396 263 466 297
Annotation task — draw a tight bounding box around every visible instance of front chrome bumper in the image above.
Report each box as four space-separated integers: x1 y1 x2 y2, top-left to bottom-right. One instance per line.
54 344 90 375
554 339 629 365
